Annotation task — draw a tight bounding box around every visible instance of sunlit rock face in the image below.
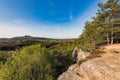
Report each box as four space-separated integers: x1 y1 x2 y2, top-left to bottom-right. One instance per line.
72 47 90 62
58 44 120 80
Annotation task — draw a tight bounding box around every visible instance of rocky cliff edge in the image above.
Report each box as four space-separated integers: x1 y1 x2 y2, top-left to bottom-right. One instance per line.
58 44 120 80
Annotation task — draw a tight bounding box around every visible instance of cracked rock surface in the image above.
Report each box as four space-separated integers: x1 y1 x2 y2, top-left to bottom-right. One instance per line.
58 44 120 80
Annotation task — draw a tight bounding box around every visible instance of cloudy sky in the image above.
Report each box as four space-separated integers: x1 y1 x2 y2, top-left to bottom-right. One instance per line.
0 0 106 39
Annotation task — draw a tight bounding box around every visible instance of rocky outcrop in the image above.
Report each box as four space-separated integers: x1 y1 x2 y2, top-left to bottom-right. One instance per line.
72 47 90 62
58 44 120 80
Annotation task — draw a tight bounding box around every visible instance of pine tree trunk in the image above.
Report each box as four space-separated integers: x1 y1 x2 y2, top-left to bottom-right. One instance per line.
111 10 114 44
107 32 110 45
106 25 110 45
111 26 114 44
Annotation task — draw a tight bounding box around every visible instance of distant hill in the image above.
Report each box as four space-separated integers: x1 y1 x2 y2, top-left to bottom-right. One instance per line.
0 35 75 42
0 35 75 51
0 38 9 42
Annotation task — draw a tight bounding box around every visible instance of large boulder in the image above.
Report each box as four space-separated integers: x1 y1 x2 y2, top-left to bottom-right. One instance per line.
72 47 90 62
58 45 120 80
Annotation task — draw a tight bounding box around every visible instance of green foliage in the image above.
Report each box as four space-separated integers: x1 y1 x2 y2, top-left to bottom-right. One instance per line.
77 21 103 53
0 43 74 80
0 51 11 69
0 41 41 51
77 0 120 53
0 0 119 80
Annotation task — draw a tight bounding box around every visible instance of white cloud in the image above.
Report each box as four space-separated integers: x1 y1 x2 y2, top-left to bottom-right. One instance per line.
13 19 24 24
0 6 96 39
69 10 73 22
0 0 107 39
0 25 31 38
49 1 55 7
0 21 83 39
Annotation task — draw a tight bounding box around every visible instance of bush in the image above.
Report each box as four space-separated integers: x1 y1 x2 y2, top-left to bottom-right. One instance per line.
0 43 73 80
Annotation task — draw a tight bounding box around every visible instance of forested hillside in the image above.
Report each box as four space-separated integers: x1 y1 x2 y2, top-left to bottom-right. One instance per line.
0 41 75 80
0 35 74 51
77 0 120 53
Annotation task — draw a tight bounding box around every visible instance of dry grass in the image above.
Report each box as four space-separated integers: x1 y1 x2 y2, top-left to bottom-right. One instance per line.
78 44 120 65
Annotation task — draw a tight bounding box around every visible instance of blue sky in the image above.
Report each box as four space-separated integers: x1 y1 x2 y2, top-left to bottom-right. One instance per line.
0 0 106 39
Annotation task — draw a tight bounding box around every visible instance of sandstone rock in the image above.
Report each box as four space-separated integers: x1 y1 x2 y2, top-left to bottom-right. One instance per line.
72 47 90 62
58 44 120 80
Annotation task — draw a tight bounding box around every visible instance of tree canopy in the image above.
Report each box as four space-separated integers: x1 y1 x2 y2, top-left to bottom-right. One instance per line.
77 0 120 53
